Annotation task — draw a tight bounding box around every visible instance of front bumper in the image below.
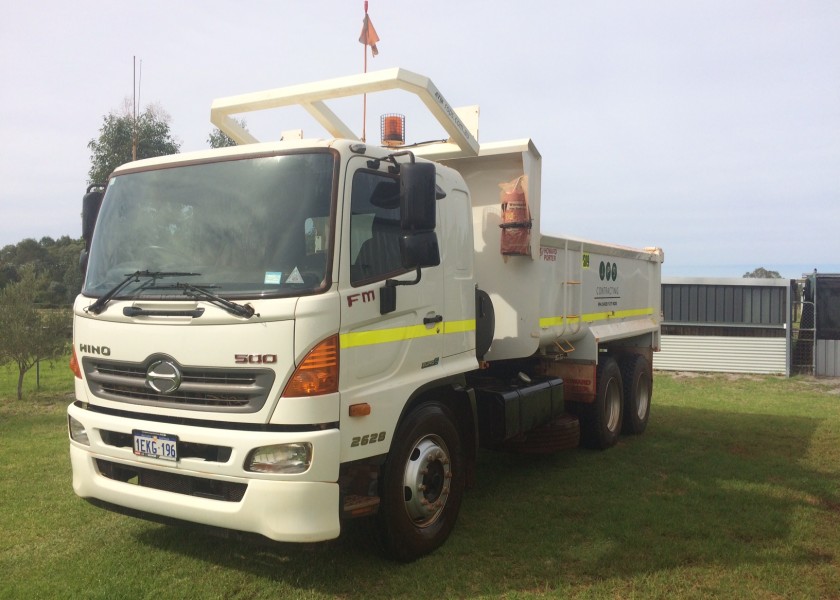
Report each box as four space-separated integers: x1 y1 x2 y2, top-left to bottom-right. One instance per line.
68 403 341 542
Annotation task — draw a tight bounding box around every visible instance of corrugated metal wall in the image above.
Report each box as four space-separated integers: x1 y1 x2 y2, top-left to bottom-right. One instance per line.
662 281 788 326
816 340 840 376
657 278 791 375
654 336 788 374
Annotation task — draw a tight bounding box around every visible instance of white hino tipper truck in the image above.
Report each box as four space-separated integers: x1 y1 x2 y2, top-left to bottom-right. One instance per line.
68 68 663 561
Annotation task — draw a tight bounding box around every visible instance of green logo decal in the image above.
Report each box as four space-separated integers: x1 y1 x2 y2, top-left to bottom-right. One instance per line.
599 261 618 281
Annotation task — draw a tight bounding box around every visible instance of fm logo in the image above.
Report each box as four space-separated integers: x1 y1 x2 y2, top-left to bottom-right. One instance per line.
347 290 375 307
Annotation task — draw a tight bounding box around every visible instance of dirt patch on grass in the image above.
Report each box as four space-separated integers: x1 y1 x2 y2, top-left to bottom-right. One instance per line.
664 371 779 383
659 371 840 394
793 375 840 395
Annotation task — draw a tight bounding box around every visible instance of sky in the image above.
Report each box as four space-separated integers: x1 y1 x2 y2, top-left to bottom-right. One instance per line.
1 0 838 279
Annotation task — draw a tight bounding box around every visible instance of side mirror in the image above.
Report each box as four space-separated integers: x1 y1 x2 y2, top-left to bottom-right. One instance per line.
400 162 436 231
82 185 104 251
79 249 90 275
379 161 440 316
400 231 440 269
379 231 441 315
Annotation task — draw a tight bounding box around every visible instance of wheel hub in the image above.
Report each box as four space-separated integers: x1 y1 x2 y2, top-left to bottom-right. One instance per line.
605 377 621 432
402 435 452 527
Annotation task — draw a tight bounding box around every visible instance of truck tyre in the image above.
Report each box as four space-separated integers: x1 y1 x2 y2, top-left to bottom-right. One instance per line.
376 402 465 562
580 357 623 449
621 355 652 435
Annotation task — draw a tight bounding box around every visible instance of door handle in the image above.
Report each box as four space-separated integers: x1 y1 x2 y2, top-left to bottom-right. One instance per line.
424 314 444 325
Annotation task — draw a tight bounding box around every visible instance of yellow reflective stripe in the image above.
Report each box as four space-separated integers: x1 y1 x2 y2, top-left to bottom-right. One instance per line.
340 325 433 349
341 309 652 349
539 307 654 329
540 316 570 328
340 319 476 349
443 319 476 334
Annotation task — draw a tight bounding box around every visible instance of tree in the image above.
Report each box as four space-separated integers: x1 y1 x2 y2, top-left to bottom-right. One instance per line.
207 118 247 149
0 236 85 306
0 267 69 400
87 102 180 185
743 267 782 279
40 236 85 306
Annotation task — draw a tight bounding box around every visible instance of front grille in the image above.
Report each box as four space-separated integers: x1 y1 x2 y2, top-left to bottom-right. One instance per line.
82 356 275 413
99 429 233 463
95 459 247 502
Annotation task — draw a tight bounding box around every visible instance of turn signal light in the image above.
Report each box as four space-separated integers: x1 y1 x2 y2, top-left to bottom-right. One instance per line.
70 349 82 379
282 335 339 397
349 403 371 417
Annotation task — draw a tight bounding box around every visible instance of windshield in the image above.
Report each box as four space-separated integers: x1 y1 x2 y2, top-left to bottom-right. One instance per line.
84 152 336 299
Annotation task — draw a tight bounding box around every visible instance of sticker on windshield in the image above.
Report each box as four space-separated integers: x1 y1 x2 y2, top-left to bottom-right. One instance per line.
286 267 304 284
264 272 283 285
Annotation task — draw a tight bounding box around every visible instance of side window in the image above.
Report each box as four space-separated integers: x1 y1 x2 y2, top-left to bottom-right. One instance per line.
350 171 406 285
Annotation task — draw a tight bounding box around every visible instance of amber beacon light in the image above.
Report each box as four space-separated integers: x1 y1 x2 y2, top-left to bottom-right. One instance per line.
381 114 405 147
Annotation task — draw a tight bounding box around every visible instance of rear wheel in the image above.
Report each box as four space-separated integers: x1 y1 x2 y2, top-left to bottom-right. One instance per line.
621 355 652 435
580 357 624 449
376 402 465 562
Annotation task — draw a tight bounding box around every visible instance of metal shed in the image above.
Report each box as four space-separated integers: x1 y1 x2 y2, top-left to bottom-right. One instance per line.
799 272 840 377
654 277 792 375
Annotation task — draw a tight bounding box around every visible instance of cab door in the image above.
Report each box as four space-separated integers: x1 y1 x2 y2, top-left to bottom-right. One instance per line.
337 157 445 460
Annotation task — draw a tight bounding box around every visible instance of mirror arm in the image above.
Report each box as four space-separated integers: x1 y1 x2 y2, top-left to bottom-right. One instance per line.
379 268 422 315
384 150 416 173
385 267 422 288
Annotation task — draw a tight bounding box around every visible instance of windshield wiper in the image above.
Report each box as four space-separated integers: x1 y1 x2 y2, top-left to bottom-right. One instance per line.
174 282 257 319
87 271 201 315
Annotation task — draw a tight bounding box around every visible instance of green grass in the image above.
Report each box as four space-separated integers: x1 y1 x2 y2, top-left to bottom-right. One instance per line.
1 370 839 599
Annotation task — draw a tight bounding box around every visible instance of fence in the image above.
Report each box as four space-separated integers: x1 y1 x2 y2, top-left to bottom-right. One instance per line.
654 277 792 375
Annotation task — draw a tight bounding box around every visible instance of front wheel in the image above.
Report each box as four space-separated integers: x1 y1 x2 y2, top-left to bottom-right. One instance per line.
376 402 465 562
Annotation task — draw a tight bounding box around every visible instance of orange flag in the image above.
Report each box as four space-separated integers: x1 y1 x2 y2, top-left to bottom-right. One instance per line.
359 13 379 57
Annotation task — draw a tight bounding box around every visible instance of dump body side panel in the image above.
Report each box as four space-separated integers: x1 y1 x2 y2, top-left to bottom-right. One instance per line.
442 140 662 364
538 234 662 363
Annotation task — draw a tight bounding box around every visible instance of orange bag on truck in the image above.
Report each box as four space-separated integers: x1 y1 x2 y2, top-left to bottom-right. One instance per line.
499 175 531 256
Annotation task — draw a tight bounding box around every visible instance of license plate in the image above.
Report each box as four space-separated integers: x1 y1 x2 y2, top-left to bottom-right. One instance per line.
133 430 179 462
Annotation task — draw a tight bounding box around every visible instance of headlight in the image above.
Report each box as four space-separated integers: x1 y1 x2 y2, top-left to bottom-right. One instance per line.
245 443 312 474
68 415 90 446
